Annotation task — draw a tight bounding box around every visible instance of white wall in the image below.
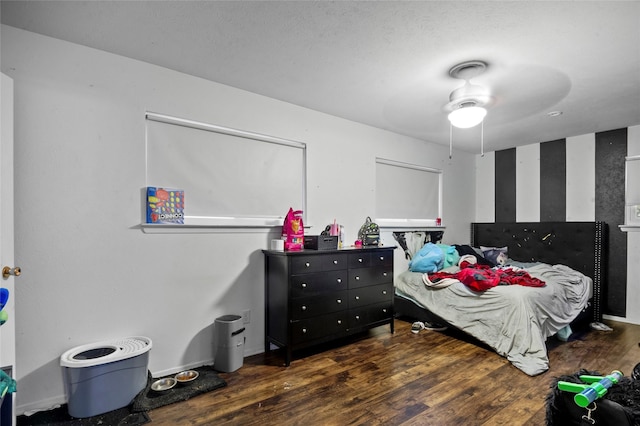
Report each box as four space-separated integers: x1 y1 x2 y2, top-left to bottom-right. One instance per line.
566 133 595 221
623 126 640 323
474 152 495 222
1 25 475 414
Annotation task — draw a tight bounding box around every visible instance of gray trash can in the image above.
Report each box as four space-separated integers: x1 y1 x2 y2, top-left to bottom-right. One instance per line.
214 314 245 372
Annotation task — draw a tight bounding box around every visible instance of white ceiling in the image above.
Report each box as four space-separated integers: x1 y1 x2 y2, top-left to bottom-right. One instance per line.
2 1 640 153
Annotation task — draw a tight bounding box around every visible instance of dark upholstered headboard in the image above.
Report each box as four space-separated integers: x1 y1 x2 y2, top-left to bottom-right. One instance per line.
471 222 607 322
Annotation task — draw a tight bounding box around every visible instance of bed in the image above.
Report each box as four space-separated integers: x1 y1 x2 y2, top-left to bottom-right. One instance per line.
393 221 608 376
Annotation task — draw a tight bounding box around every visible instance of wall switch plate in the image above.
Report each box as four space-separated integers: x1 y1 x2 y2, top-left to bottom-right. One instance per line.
242 309 251 324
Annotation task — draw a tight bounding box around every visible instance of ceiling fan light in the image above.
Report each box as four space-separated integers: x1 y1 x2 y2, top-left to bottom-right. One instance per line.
448 106 487 129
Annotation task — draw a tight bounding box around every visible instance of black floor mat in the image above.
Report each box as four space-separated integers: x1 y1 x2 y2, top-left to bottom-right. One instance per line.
17 365 226 425
131 365 227 412
17 406 150 426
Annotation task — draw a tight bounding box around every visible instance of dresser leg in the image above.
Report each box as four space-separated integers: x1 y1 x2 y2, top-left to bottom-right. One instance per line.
285 347 292 367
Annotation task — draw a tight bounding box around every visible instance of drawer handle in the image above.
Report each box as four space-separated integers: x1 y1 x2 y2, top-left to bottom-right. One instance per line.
337 278 342 284
302 328 307 334
305 262 311 267
355 296 360 300
383 308 387 313
382 290 387 295
355 315 360 320
380 256 384 261
358 258 363 263
383 272 388 277
337 299 342 304
302 283 307 288
301 305 307 311
355 276 360 281
337 320 342 325
333 260 338 265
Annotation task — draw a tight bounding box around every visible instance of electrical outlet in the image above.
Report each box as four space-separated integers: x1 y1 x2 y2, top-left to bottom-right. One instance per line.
242 309 251 324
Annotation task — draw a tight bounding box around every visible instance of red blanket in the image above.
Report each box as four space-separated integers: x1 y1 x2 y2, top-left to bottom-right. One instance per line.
428 262 546 292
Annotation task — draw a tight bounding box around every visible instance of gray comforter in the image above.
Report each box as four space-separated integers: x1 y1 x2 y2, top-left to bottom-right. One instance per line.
395 263 591 375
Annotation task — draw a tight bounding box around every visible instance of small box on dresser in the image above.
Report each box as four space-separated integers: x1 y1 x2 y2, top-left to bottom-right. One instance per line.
303 235 338 250
262 246 395 366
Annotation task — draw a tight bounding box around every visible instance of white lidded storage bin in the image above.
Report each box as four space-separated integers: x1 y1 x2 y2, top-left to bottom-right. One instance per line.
60 336 152 418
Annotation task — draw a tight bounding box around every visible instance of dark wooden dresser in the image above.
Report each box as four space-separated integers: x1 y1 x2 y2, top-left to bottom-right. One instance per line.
262 246 395 366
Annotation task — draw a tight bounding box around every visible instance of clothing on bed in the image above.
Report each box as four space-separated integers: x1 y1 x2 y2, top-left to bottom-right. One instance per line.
454 244 496 266
480 246 508 266
409 243 463 273
426 262 546 291
408 242 443 273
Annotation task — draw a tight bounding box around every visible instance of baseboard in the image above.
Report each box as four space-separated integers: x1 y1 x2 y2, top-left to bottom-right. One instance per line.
151 344 263 378
17 394 66 418
603 314 640 326
152 358 215 378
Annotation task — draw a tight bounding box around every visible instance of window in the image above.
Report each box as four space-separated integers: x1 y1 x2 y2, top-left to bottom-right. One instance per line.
375 158 442 227
145 112 306 227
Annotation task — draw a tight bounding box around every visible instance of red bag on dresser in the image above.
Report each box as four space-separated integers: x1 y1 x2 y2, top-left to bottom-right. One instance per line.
282 208 304 251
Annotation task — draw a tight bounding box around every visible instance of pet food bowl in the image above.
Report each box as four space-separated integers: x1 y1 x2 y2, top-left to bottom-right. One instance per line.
175 370 199 384
151 377 177 392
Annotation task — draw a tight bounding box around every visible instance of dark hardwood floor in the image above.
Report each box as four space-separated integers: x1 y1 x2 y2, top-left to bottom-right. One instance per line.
147 318 640 425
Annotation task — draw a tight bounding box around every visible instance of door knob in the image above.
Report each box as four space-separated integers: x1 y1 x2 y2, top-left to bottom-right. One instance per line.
2 266 21 279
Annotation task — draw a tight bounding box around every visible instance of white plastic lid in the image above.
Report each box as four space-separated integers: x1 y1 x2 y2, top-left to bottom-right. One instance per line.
60 336 152 368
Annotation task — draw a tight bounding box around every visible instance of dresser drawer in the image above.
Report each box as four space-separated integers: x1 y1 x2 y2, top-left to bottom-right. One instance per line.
349 283 393 308
371 250 393 267
290 291 348 320
291 312 349 343
348 252 372 268
321 253 348 270
291 253 348 274
290 255 324 274
290 270 347 297
348 267 393 289
348 250 393 268
349 301 393 329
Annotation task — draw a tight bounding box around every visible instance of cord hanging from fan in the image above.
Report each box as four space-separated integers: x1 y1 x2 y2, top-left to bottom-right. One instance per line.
449 120 484 159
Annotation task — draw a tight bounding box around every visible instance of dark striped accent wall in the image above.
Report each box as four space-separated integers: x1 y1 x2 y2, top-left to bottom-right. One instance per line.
495 148 516 222
595 128 628 317
540 139 566 221
493 128 628 316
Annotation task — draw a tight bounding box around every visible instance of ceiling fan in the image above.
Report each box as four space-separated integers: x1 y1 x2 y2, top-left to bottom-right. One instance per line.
444 60 494 157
